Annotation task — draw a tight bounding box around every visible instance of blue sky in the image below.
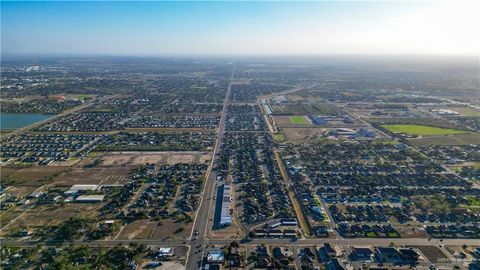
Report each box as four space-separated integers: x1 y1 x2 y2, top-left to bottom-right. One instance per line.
1 1 479 56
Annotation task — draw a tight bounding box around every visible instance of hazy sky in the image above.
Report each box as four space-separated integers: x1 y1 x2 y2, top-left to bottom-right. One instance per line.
1 1 479 56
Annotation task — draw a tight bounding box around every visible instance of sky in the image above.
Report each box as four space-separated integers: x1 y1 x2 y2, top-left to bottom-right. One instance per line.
1 1 479 56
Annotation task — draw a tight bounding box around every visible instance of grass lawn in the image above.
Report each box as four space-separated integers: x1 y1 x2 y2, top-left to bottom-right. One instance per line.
459 195 480 210
366 232 377 237
381 124 467 136
388 232 400 237
70 94 95 100
272 132 286 142
290 116 308 124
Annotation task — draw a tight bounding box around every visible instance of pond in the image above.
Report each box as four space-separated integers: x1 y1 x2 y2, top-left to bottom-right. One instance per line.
0 113 53 130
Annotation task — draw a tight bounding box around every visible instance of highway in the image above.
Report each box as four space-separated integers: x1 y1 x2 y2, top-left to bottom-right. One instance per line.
184 67 235 270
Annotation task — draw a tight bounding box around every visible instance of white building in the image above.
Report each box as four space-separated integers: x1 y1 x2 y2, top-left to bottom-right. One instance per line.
75 195 104 203
220 185 232 227
65 184 99 195
158 247 174 257
207 251 224 263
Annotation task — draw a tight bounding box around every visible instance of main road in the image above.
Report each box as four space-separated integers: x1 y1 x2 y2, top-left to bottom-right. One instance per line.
3 237 479 249
185 67 235 270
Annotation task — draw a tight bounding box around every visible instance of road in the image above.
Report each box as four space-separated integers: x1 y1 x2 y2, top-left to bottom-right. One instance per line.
3 237 479 248
185 67 235 270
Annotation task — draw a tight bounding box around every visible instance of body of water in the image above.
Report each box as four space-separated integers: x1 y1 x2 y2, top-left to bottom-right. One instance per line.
0 113 53 130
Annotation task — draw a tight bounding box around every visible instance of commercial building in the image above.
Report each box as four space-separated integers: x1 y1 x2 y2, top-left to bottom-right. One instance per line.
219 185 232 227
207 251 225 263
158 247 174 257
65 184 99 195
75 195 104 203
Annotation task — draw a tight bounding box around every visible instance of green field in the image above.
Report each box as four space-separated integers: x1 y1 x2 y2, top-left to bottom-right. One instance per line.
381 124 467 136
272 131 286 142
290 116 307 124
70 94 95 100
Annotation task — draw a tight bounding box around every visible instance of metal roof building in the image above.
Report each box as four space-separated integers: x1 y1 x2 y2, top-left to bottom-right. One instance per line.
219 184 232 226
75 195 104 203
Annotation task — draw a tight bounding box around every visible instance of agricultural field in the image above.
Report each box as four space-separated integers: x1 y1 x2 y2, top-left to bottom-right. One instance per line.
381 124 468 136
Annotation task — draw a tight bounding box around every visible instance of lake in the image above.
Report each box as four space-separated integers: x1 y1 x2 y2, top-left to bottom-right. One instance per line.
0 113 54 130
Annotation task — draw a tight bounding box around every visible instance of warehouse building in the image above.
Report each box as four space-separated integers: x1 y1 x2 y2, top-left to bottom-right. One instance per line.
75 195 104 203
219 184 232 227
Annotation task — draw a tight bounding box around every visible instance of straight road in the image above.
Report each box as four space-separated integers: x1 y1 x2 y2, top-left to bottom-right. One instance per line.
185 67 235 270
3 237 479 248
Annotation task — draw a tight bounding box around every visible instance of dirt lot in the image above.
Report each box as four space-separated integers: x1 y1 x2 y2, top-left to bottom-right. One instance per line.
415 246 449 263
117 220 158 240
167 153 195 165
3 185 40 198
99 152 211 166
131 154 167 165
282 128 327 141
0 207 26 230
2 203 102 233
1 166 69 186
151 218 193 240
199 154 211 164
54 166 133 186
101 154 135 166
395 225 429 238
117 218 192 240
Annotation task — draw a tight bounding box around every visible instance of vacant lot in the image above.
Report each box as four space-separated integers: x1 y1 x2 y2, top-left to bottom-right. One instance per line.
381 124 467 136
408 133 480 146
1 166 69 186
3 203 101 233
131 154 167 165
151 218 192 239
54 166 132 186
448 106 480 117
415 246 448 263
167 153 195 165
199 154 211 164
117 218 191 240
117 220 157 240
282 128 326 141
99 152 210 166
101 154 135 166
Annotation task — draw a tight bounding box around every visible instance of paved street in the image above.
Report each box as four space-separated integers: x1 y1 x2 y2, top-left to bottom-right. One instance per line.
185 67 235 270
3 237 479 249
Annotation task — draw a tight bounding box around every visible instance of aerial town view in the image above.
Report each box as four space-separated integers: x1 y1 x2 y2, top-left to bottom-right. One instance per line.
1 1 479 270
